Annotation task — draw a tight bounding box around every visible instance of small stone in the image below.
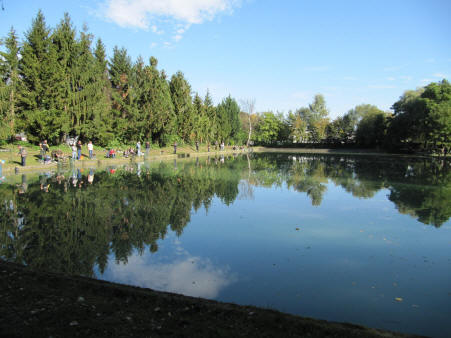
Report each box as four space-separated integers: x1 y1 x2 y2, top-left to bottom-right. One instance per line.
154 307 160 312
126 316 132 321
168 312 172 317
248 312 255 316
69 321 79 326
96 313 101 317
77 296 85 302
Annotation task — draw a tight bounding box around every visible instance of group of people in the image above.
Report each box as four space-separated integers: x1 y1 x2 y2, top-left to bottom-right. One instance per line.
72 140 94 160
15 138 247 168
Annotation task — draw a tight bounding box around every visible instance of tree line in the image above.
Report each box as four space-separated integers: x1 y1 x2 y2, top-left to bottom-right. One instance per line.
0 11 241 147
1 11 449 153
249 81 450 154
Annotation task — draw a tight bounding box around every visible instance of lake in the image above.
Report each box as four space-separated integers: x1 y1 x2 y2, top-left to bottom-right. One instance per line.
1 153 450 337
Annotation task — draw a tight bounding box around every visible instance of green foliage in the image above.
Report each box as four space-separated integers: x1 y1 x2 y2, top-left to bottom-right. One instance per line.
388 79 450 153
216 95 241 142
170 71 194 142
254 111 283 144
355 105 388 147
292 95 330 143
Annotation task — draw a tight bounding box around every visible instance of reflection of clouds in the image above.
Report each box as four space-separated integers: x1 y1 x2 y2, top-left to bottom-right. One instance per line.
108 249 236 299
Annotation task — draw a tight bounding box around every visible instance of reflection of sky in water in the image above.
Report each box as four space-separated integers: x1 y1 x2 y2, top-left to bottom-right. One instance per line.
98 235 237 299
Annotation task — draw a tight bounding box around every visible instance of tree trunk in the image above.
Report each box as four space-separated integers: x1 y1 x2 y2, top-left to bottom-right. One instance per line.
247 113 252 147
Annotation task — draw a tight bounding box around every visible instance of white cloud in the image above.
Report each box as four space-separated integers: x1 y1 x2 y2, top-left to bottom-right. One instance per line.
420 78 434 84
108 253 236 299
386 77 396 81
174 34 183 42
102 0 240 42
150 42 158 48
433 73 447 78
425 58 436 63
343 76 357 81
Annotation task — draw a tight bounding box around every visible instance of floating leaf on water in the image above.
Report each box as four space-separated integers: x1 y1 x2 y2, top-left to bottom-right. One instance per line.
395 297 403 302
295 227 300 231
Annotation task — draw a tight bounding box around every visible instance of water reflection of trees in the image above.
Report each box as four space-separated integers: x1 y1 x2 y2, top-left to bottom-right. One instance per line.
0 154 449 277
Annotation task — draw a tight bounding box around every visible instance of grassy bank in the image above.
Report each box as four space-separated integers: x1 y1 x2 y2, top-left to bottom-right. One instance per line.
1 143 446 175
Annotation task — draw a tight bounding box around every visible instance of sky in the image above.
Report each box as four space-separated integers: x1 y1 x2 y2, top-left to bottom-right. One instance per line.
0 0 450 119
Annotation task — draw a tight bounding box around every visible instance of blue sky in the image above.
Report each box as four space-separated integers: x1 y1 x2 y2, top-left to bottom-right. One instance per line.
0 0 450 118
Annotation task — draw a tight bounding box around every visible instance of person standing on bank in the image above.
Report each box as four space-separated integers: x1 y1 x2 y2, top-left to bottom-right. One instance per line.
77 140 82 160
88 140 93 159
196 141 199 152
40 140 49 162
71 143 77 160
18 146 27 166
173 142 177 154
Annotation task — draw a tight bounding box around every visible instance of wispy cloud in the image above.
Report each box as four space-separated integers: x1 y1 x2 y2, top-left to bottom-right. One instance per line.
343 76 357 81
101 0 240 42
432 73 447 78
425 58 436 63
420 78 434 85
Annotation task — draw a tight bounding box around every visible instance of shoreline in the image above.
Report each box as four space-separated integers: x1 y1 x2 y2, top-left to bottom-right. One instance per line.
0 260 419 337
1 146 443 175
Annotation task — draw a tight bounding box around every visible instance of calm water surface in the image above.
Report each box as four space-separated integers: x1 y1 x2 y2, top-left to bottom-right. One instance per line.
1 153 450 337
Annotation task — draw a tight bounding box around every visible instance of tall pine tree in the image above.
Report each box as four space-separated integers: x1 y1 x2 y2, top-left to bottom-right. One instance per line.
170 71 194 142
0 27 20 140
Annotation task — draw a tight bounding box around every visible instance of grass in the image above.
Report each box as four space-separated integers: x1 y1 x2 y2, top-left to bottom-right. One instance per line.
0 141 246 173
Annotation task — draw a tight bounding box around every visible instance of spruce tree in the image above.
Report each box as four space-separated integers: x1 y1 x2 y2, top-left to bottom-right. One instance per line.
0 27 20 140
92 38 113 145
170 71 194 142
142 57 175 145
204 90 217 143
109 46 133 142
17 10 53 142
216 95 241 142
